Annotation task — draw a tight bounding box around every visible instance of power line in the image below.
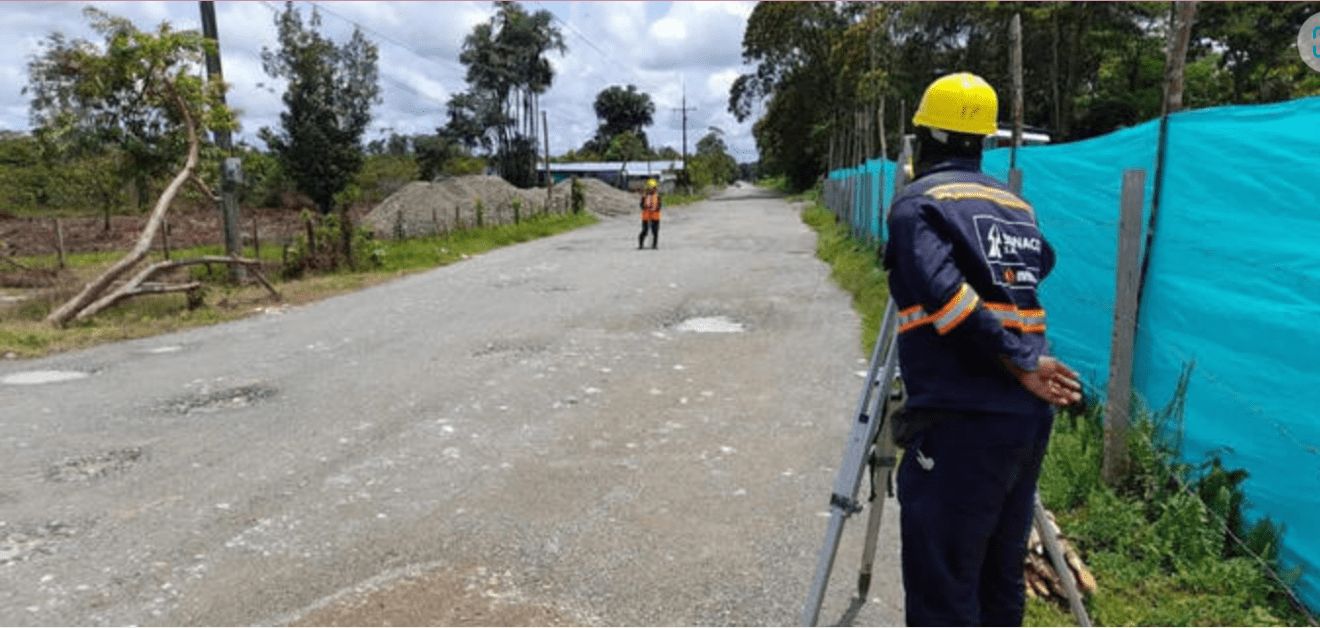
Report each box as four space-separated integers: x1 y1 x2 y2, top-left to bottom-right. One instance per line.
304 0 467 74
532 1 621 73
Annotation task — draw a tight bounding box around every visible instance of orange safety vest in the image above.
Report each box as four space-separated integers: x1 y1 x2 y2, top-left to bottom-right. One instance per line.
641 192 661 221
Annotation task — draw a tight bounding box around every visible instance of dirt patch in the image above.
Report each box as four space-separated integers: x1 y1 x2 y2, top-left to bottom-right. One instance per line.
46 447 145 483
157 383 278 415
0 204 373 262
363 175 639 239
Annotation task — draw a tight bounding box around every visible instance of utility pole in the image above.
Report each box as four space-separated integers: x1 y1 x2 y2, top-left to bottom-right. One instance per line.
199 1 244 281
672 81 697 194
542 110 551 212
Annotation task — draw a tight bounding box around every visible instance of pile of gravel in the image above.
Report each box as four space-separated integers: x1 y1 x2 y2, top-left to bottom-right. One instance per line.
363 174 639 239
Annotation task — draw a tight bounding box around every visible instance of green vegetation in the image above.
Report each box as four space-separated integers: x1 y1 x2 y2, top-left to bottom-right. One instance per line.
800 203 888 355
792 184 1313 627
0 211 597 358
735 2 1320 192
1031 399 1308 627
258 1 381 217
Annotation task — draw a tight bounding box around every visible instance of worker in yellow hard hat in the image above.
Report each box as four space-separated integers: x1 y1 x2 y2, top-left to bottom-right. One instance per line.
638 178 662 249
882 72 1081 626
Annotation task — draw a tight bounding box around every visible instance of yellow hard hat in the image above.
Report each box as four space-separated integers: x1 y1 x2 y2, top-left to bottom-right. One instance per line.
647 179 658 189
911 72 998 136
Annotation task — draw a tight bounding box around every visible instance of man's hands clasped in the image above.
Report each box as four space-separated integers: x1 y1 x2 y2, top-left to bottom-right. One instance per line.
1005 356 1083 407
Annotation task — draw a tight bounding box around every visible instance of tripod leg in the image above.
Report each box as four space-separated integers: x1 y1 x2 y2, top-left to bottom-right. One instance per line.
802 510 849 627
856 343 902 599
858 417 898 598
801 300 900 626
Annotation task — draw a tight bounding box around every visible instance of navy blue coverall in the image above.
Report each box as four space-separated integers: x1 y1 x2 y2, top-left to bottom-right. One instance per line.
883 156 1057 626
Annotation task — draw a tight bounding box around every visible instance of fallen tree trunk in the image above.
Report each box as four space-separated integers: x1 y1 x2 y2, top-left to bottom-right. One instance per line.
74 256 281 322
46 94 202 327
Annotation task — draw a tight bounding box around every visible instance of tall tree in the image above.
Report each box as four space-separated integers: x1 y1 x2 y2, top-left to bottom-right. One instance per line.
729 2 862 190
692 129 738 187
450 1 565 187
589 84 656 153
259 1 380 216
604 130 647 162
1193 2 1320 103
26 7 236 325
736 0 1320 183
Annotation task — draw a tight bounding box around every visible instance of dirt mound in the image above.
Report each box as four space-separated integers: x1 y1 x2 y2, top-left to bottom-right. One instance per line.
363 174 638 239
572 177 638 218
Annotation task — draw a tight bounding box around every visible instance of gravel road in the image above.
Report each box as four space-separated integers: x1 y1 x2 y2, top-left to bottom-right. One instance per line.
0 184 903 626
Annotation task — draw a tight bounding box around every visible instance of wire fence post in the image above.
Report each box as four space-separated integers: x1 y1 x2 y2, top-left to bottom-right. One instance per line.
1103 168 1146 486
1010 12 1023 171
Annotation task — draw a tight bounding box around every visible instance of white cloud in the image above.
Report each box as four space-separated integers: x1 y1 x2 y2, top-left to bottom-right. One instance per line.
0 1 759 162
651 17 685 42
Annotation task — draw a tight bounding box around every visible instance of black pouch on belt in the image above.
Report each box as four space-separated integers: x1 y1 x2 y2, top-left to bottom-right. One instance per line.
891 407 957 448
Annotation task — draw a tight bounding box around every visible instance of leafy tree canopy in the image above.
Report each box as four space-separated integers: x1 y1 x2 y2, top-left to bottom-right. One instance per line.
259 1 380 215
591 84 656 151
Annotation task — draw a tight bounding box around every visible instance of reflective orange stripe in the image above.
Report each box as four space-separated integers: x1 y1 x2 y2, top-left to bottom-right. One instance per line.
898 295 1046 335
984 301 1047 333
898 284 981 335
932 284 980 334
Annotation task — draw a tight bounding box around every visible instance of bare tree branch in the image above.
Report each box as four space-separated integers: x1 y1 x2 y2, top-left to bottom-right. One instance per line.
189 173 220 203
74 255 281 321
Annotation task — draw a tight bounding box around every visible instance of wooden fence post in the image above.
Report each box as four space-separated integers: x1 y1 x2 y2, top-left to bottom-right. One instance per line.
1010 13 1024 171
1102 168 1146 486
54 218 66 269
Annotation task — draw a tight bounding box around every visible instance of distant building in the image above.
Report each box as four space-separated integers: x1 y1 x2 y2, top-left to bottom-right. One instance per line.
543 160 684 193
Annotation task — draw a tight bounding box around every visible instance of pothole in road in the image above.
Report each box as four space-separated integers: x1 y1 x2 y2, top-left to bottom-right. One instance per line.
159 384 278 414
46 447 145 483
1 370 90 385
472 341 550 358
0 520 85 566
674 316 746 333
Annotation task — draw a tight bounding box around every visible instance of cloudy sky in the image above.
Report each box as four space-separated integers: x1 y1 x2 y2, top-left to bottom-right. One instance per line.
0 1 761 163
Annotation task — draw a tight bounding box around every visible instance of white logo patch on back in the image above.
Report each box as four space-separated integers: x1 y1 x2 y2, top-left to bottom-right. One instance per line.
975 215 1044 289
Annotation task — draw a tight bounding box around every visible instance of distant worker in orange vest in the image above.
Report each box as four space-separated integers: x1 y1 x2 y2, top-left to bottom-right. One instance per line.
639 178 662 249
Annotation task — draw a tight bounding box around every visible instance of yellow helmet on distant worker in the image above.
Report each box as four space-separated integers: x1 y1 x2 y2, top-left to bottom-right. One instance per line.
647 179 658 189
911 72 998 136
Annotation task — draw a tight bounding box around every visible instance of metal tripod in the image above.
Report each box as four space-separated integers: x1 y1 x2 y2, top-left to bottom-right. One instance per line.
801 297 905 626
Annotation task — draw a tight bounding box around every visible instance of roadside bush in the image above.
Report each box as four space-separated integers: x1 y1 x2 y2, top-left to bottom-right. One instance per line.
1036 375 1310 626
281 209 380 279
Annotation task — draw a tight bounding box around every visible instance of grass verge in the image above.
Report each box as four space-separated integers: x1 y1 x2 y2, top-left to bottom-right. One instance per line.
1 210 598 358
794 189 1313 627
